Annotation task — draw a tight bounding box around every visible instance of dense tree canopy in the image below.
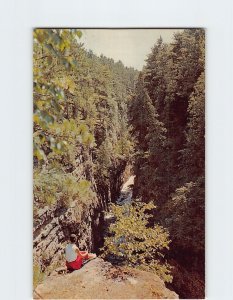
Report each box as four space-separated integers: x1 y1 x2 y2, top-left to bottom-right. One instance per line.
129 29 205 298
33 29 138 214
33 28 205 299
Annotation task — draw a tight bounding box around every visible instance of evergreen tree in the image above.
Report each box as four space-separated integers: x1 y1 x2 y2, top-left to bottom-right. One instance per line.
182 72 205 180
129 29 205 298
129 74 168 204
33 29 139 213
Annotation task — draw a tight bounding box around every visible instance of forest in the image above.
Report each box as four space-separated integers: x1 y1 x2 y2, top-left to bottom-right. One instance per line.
33 28 205 299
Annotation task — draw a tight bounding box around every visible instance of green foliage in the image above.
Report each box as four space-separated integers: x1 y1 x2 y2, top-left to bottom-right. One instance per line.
33 28 138 215
33 29 83 161
129 76 168 204
129 29 205 289
76 179 96 203
130 28 205 212
34 166 96 208
33 262 45 290
164 177 205 253
132 29 205 203
182 72 205 180
101 201 172 283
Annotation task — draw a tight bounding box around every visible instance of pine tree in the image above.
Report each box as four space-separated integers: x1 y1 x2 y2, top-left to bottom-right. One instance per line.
129 29 205 298
182 72 205 180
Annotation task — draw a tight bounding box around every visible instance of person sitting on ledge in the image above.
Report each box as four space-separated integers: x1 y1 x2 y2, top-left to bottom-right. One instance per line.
65 234 97 271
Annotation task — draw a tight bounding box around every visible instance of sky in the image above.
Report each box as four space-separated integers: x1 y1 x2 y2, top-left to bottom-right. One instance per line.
80 29 182 70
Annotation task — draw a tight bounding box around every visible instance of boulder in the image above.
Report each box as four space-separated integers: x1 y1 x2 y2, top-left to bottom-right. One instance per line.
34 258 178 299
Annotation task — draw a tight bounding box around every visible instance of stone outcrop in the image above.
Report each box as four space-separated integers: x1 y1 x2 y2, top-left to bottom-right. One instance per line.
33 166 133 273
34 258 179 299
33 199 103 272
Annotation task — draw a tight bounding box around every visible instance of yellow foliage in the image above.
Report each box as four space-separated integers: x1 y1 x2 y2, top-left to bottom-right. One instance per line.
101 201 172 282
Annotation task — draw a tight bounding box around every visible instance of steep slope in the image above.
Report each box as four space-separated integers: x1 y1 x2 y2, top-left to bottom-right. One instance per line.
33 29 138 279
33 198 102 273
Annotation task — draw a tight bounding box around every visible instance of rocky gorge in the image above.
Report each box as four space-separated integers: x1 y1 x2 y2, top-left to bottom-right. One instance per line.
33 171 179 299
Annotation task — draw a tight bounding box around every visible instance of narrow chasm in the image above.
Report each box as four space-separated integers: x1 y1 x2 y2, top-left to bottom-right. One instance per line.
33 28 205 299
92 169 135 257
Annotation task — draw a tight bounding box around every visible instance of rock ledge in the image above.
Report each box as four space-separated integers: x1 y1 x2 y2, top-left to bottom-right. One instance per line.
34 258 178 299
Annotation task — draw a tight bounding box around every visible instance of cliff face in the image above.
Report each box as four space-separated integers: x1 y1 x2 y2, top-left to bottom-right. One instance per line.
34 258 179 299
33 172 179 299
33 164 132 274
33 198 103 273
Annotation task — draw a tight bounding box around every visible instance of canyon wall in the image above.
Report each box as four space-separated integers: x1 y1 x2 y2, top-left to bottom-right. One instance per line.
33 197 103 273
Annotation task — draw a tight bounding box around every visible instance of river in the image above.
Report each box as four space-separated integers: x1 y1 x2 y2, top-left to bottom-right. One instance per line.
104 175 135 221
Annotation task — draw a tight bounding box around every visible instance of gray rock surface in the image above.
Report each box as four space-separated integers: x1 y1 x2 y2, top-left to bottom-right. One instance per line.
33 200 102 272
34 258 179 299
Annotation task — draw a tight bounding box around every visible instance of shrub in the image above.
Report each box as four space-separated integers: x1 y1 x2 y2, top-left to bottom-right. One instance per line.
34 167 97 209
101 201 173 283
